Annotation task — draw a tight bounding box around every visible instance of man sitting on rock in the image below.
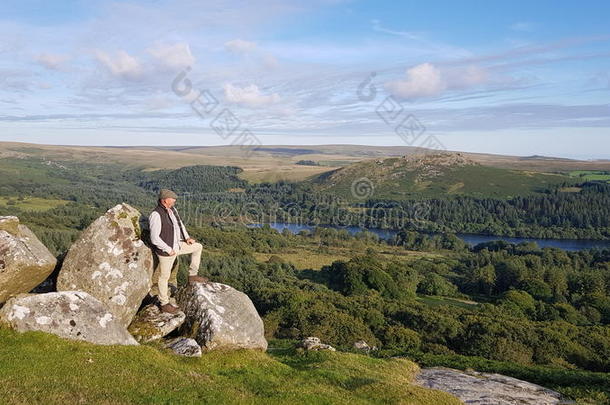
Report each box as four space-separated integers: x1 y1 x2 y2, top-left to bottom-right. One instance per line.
149 189 207 313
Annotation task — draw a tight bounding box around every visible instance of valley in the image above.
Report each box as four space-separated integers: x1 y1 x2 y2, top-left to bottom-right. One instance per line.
1 141 609 404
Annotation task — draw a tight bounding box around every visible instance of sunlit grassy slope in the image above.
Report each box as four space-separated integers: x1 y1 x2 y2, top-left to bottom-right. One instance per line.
0 328 461 405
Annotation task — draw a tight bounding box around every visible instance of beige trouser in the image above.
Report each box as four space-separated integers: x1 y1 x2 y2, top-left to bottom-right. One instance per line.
153 241 203 305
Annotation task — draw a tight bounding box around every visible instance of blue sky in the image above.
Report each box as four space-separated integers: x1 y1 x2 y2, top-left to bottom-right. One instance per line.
1 0 609 158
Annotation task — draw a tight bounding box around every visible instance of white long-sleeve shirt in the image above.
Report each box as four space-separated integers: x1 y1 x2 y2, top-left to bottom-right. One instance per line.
149 208 190 254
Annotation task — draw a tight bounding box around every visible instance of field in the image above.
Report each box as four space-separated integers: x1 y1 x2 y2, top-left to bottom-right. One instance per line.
0 196 69 212
569 170 610 183
0 328 460 405
238 165 333 183
251 243 436 270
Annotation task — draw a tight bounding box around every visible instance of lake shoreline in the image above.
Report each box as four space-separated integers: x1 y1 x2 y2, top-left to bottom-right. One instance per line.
248 223 610 251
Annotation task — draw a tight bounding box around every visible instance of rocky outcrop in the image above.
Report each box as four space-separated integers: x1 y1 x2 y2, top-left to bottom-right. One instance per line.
0 216 57 303
57 204 154 328
0 291 138 345
353 340 372 352
300 336 336 352
415 367 569 405
165 337 202 357
128 304 185 343
176 282 267 351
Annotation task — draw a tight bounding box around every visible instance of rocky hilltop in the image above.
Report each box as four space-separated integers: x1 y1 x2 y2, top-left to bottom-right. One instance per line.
313 151 569 200
0 204 267 354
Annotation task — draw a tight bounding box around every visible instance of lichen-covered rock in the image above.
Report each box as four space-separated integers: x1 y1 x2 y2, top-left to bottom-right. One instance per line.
128 304 185 343
415 367 567 405
0 216 57 303
176 282 267 351
300 337 336 352
57 204 154 328
165 337 202 357
0 291 138 345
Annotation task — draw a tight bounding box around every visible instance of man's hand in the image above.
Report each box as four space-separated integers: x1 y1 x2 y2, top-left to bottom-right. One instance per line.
168 249 177 256
186 238 196 245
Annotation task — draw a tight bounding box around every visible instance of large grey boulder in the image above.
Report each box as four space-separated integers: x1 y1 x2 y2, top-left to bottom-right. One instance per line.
0 291 138 345
0 216 56 303
57 204 154 328
128 304 185 343
415 367 569 405
176 282 267 351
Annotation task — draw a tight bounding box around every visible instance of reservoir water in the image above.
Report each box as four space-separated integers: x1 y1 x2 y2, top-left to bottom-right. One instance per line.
249 223 610 251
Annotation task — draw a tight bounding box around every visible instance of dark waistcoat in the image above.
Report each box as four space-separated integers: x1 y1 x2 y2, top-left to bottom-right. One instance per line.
152 204 186 256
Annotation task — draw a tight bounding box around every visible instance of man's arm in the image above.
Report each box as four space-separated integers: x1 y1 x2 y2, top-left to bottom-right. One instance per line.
149 211 173 254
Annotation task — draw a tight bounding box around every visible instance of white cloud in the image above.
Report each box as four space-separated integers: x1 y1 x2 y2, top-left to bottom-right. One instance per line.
224 39 257 54
148 42 195 70
385 63 445 98
223 83 280 107
386 63 491 99
94 50 142 79
36 53 69 70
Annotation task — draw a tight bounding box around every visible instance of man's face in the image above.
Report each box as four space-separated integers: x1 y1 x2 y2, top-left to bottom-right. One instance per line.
161 198 176 208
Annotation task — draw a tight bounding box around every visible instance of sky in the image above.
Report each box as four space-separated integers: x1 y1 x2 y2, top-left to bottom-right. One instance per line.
0 0 609 159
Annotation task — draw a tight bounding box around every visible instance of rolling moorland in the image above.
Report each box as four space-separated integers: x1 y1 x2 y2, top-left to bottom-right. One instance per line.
1 141 610 404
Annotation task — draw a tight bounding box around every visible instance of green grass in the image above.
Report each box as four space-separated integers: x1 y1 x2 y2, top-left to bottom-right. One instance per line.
569 170 610 183
0 196 69 212
0 328 460 405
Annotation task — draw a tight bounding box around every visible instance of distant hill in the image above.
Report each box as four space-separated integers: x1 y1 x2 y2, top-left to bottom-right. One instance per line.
521 155 574 161
311 152 575 200
1 141 609 184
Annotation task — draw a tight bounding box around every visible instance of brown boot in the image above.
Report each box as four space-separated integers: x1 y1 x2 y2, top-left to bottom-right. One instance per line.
160 303 180 314
188 275 209 284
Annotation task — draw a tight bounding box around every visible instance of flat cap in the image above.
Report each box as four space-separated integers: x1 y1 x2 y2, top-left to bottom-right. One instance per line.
158 189 178 200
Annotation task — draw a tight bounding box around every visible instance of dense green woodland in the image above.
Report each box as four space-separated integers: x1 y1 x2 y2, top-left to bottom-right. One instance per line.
2 157 610 402
1 157 609 244
391 183 610 239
